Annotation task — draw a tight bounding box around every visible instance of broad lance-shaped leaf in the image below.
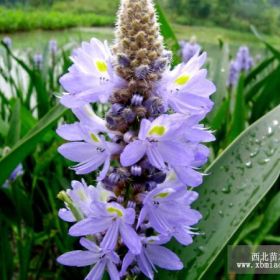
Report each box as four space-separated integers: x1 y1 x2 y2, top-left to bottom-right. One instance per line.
157 105 280 280
0 104 66 186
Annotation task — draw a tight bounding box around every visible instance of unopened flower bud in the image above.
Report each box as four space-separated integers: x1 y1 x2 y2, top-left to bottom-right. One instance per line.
135 65 150 80
131 165 142 176
131 94 144 106
111 103 125 115
117 53 130 67
122 108 136 123
109 173 121 184
145 181 157 191
123 130 135 143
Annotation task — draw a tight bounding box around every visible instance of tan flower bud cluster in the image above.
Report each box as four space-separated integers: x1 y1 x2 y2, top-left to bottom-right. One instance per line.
113 0 166 81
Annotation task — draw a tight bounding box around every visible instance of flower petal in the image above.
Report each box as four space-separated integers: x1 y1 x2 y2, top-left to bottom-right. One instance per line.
120 251 135 277
58 208 76 222
157 141 194 166
173 166 203 187
57 250 98 267
100 222 120 251
146 144 166 170
120 140 147 167
146 245 183 270
85 261 106 280
107 261 120 280
120 223 142 255
69 217 111 236
137 251 154 280
58 142 96 162
80 238 100 252
56 123 83 141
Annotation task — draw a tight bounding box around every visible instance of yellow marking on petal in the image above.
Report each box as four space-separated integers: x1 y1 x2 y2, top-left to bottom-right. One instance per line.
95 60 108 73
154 192 170 199
77 190 87 201
148 125 166 136
107 207 123 217
175 74 190 86
90 133 100 143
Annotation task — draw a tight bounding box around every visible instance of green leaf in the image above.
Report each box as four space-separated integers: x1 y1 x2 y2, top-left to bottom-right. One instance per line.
244 56 275 87
227 74 246 143
6 99 21 147
157 105 280 280
254 191 280 245
207 43 229 121
0 104 67 186
1 42 49 118
155 2 180 65
251 66 280 121
211 97 230 131
251 26 280 61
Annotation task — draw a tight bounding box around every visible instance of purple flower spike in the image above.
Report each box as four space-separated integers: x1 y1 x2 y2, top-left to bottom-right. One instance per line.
227 60 240 88
49 39 58 54
227 45 254 88
56 0 215 279
2 36 12 48
236 46 254 72
33 53 43 69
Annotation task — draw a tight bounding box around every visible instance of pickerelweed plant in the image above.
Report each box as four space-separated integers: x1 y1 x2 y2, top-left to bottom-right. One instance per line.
56 0 215 279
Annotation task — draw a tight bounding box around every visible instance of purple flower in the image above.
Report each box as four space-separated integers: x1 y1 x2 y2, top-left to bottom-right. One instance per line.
58 179 115 222
57 237 120 280
2 163 24 188
2 36 12 48
227 46 254 88
57 106 121 178
33 53 43 69
120 235 183 279
236 46 254 72
155 52 215 115
137 186 202 240
49 39 58 54
59 39 126 108
69 201 142 254
120 114 193 170
180 38 201 63
120 113 213 186
227 60 240 88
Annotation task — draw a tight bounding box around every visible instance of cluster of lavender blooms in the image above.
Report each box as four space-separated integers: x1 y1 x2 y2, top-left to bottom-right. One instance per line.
33 53 43 69
49 39 58 55
32 40 58 70
2 147 24 188
2 36 12 48
179 36 201 63
56 0 215 279
227 46 254 88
